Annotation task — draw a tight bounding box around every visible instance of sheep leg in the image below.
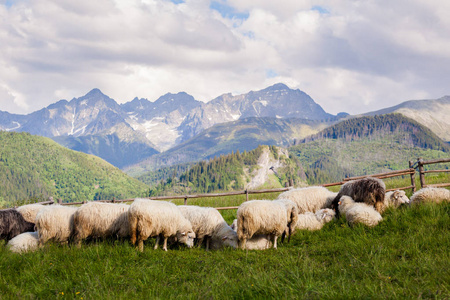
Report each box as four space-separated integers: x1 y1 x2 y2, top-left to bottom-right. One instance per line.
138 239 144 252
205 237 210 251
154 236 160 250
163 237 168 251
239 238 247 250
273 235 278 249
281 231 286 243
197 237 204 248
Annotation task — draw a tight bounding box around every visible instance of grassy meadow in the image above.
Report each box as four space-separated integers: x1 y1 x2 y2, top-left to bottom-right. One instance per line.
1 189 449 299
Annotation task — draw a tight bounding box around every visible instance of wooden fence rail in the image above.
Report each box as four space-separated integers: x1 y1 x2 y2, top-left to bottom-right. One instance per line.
417 157 450 189
26 157 449 210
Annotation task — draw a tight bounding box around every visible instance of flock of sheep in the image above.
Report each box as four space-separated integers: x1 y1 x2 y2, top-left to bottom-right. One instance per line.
1 179 450 254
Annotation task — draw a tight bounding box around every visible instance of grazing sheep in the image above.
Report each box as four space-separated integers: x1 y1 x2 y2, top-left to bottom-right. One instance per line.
7 232 39 253
338 196 382 227
236 199 296 250
230 219 273 250
410 187 450 204
72 202 130 247
16 203 46 223
296 208 336 231
380 190 410 213
178 205 238 250
35 205 78 245
0 209 35 241
128 199 195 252
331 177 386 217
277 186 337 213
276 198 299 243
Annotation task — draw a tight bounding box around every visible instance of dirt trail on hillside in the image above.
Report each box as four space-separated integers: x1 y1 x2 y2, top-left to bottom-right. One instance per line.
246 147 286 189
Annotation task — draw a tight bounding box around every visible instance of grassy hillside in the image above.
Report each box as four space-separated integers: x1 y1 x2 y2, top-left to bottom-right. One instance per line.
291 114 450 184
0 132 148 207
300 113 450 152
146 145 306 196
125 117 333 176
0 198 448 298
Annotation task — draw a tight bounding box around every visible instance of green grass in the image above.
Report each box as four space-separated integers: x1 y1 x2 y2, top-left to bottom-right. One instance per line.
1 201 448 299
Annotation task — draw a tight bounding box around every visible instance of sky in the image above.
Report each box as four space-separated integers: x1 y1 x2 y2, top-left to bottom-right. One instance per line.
0 0 449 115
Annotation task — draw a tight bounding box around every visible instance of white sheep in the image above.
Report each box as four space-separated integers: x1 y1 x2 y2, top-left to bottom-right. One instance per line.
7 232 39 253
410 187 450 204
128 199 195 252
338 196 382 227
236 199 296 250
230 219 273 250
296 208 336 231
332 177 386 215
178 205 238 250
35 205 78 245
277 186 337 213
72 202 130 247
380 190 410 213
16 203 46 223
275 198 299 243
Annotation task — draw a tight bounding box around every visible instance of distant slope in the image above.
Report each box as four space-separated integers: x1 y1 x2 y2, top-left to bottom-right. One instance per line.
52 123 159 169
363 96 450 142
290 114 450 184
0 132 148 206
125 117 337 176
146 145 306 196
299 114 450 152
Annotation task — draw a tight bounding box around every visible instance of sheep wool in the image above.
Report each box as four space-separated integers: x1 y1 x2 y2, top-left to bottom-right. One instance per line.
332 177 386 216
72 202 131 246
0 209 35 241
277 186 337 213
7 232 39 253
16 203 46 223
230 219 273 250
178 205 238 250
296 208 336 231
128 199 195 252
380 190 410 213
274 198 299 242
410 187 450 204
236 200 288 250
35 205 78 245
338 196 382 227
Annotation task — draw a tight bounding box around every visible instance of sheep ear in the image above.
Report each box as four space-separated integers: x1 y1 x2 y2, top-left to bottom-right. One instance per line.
221 236 228 241
320 213 326 220
181 232 186 236
338 201 341 205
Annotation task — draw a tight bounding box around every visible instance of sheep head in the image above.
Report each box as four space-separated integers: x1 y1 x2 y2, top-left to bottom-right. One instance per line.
392 190 410 205
338 196 354 213
176 230 196 248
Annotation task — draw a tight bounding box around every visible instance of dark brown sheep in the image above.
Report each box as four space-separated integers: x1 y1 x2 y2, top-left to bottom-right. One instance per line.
0 209 35 241
331 177 386 218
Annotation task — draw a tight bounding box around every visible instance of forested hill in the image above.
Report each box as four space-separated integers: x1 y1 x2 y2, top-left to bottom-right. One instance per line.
298 114 450 153
0 131 148 207
146 145 306 196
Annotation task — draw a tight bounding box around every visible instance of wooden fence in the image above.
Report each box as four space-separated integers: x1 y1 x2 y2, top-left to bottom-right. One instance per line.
26 157 450 210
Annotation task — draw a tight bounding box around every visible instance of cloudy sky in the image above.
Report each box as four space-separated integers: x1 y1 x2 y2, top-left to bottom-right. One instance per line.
0 0 449 115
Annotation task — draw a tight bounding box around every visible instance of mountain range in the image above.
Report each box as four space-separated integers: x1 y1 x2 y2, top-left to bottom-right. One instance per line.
1 83 449 172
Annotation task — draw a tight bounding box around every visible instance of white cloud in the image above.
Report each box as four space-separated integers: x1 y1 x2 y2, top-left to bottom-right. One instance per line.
0 0 448 115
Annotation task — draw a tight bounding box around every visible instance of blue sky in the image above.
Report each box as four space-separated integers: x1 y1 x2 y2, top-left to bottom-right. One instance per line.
0 0 449 115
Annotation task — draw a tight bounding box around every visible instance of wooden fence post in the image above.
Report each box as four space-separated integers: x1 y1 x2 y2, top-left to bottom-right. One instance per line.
49 196 54 205
245 189 249 202
184 196 188 205
409 160 416 193
418 157 426 188
57 198 62 204
289 179 294 187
